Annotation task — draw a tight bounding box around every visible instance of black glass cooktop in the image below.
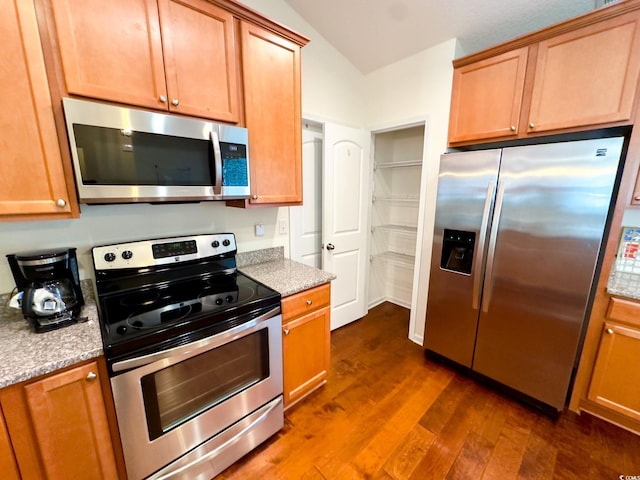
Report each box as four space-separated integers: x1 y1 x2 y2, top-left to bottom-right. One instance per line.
98 271 280 362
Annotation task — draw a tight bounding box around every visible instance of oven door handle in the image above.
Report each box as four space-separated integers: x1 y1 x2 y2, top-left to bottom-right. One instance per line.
111 306 281 373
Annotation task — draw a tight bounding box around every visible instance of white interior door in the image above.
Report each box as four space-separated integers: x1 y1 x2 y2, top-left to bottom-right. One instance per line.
289 122 323 268
323 123 371 330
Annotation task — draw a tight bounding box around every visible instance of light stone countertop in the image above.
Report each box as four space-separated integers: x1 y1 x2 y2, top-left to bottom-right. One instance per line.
0 280 103 389
0 247 334 389
237 246 336 296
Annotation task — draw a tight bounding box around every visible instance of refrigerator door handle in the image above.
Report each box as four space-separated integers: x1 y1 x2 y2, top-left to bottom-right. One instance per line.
472 181 496 310
482 180 506 313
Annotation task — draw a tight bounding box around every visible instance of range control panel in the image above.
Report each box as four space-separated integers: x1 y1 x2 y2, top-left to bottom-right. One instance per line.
93 233 236 271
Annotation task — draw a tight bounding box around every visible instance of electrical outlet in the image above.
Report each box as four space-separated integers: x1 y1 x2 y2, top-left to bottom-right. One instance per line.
279 219 288 235
255 224 265 237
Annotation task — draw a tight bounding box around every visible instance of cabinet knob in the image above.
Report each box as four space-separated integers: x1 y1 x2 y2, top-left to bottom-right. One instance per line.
284 328 290 335
55 198 66 208
171 98 179 106
326 243 335 251
528 122 535 129
252 194 258 200
634 195 640 202
306 299 312 305
86 371 97 381
159 95 168 103
605 328 614 335
510 125 516 132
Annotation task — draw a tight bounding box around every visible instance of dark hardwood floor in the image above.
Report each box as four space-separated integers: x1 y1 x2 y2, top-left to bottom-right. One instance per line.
218 302 640 479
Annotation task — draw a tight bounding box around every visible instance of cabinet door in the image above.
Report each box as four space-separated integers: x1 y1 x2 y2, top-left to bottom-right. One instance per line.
50 0 167 110
0 0 72 217
241 22 303 204
158 0 239 122
24 362 119 480
587 322 640 422
0 407 20 480
448 48 528 144
528 11 640 134
283 306 331 408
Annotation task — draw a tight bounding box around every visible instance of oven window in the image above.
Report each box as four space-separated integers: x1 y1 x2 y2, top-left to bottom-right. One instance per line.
72 124 212 186
141 329 269 440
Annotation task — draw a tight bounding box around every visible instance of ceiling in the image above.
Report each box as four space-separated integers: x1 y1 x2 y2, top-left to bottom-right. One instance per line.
283 0 605 73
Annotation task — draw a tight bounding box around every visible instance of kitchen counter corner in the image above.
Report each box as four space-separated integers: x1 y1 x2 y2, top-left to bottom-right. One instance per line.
239 255 335 297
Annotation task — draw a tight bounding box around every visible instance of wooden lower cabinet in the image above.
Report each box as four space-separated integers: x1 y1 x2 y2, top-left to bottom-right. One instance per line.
0 407 20 480
587 322 640 422
282 283 331 409
0 359 122 479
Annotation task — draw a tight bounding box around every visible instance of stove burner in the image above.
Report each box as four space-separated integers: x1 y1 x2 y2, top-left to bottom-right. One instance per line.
127 301 197 329
120 290 161 307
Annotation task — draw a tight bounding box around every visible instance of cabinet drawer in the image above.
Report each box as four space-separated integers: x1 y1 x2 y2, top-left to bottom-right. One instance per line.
282 283 330 323
606 297 640 328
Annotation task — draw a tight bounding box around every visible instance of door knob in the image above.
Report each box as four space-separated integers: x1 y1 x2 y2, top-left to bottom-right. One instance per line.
326 243 335 251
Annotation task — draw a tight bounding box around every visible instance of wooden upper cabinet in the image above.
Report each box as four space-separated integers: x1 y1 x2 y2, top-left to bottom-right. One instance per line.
158 0 239 121
50 0 166 109
24 361 119 480
448 8 640 145
0 0 74 218
49 0 239 122
240 21 303 205
448 48 528 144
528 11 640 134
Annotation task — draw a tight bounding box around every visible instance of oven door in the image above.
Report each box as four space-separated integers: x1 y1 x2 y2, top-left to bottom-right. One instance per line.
110 307 283 480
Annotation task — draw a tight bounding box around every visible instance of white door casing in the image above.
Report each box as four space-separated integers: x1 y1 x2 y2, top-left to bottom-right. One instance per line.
323 123 371 330
289 122 323 268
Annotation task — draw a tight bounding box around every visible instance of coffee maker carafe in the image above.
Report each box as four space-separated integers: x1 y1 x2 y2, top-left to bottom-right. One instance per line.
7 248 84 332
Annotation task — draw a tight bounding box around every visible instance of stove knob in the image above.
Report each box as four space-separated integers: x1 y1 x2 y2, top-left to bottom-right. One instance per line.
212 240 220 248
122 250 133 260
226 295 234 303
222 239 231 247
116 325 127 335
215 298 223 305
104 252 116 262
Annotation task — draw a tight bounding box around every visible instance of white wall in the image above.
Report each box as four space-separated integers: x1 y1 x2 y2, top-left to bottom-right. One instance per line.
364 39 458 344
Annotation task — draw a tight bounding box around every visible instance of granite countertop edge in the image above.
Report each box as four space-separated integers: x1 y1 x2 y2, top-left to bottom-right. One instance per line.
237 246 336 296
0 247 335 389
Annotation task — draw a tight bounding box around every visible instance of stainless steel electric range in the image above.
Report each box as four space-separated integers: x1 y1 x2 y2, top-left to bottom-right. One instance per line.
92 233 283 480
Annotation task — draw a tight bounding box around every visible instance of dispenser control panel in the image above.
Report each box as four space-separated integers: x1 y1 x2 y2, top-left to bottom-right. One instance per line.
440 229 476 275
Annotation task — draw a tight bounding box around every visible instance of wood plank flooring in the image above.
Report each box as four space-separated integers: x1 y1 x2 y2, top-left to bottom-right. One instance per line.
218 302 640 479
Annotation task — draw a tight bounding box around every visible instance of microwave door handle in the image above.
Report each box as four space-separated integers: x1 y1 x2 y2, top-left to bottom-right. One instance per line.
210 130 223 196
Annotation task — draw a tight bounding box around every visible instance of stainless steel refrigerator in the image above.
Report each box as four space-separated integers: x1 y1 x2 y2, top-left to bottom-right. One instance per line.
424 136 624 411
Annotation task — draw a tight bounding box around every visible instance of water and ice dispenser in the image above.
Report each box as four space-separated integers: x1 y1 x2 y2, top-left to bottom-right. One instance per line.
440 229 476 274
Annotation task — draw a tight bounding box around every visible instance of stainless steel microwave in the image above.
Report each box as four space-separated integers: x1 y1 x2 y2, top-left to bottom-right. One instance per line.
62 98 250 204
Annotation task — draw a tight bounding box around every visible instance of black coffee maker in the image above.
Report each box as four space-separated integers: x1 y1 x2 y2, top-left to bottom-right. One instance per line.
7 248 84 332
